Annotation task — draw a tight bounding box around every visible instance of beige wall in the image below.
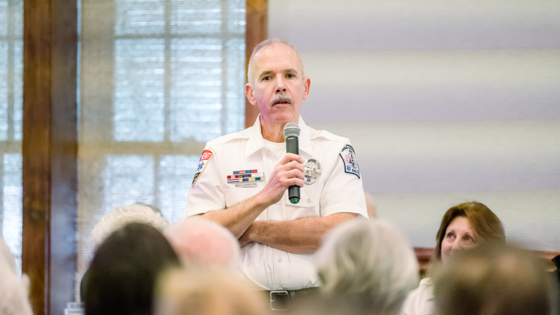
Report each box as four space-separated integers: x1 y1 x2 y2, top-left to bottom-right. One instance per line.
269 0 560 251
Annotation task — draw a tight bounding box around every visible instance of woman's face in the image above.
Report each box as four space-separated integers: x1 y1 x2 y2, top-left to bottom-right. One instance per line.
441 216 477 264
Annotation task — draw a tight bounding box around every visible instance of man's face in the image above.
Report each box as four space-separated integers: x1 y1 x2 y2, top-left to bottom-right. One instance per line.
245 44 310 126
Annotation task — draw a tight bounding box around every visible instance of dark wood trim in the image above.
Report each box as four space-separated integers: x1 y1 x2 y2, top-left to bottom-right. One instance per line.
244 0 267 128
22 0 78 314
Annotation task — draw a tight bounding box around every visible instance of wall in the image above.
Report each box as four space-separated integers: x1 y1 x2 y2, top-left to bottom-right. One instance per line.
268 0 560 251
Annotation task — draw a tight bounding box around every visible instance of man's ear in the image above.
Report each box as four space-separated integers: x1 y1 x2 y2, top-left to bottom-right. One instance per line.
245 83 257 106
302 77 311 100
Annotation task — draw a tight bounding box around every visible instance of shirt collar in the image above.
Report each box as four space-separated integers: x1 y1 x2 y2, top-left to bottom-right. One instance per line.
244 115 313 157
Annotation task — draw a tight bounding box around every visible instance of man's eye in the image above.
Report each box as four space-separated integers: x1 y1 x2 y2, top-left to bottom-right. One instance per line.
286 73 295 78
262 76 271 81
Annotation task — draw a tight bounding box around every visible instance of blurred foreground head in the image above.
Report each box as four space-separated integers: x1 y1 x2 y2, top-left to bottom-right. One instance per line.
433 243 559 315
315 218 419 315
164 216 239 268
84 223 180 315
154 267 265 315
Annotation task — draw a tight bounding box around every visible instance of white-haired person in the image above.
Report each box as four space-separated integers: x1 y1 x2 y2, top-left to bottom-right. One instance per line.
163 217 239 269
81 204 170 300
312 218 419 315
1 236 33 315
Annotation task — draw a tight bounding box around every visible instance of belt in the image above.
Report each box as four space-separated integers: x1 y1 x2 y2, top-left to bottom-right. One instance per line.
267 287 320 311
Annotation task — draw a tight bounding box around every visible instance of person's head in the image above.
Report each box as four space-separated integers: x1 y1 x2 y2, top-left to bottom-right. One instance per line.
245 38 310 127
433 243 559 315
89 204 169 249
163 217 239 269
315 218 419 315
84 223 180 315
154 267 265 315
433 201 505 264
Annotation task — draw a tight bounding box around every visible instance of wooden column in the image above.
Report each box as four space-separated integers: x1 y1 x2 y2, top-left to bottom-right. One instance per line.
22 0 78 314
245 0 267 128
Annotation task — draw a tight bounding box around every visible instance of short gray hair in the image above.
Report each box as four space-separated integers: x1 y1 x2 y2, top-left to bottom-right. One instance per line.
247 38 305 84
315 218 419 315
163 217 240 269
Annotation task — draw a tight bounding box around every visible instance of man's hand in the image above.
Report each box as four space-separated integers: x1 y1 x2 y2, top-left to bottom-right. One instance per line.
255 153 305 208
202 153 304 238
238 229 252 248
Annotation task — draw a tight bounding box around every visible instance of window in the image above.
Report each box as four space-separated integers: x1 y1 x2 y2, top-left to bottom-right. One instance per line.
78 0 245 298
0 0 23 274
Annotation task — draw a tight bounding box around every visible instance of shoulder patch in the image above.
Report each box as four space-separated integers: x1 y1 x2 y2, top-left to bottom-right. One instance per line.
339 144 360 178
191 149 213 188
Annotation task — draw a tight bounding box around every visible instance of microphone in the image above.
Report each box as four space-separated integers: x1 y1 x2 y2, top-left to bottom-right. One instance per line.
283 122 301 204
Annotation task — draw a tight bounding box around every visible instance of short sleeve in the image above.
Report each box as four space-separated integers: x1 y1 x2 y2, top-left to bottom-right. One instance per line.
183 145 226 218
319 140 368 218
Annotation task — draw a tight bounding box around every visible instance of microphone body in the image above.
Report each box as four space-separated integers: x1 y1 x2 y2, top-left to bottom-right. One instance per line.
283 123 301 204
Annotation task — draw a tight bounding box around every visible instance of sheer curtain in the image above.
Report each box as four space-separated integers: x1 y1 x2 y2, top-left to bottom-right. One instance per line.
78 0 245 297
0 0 23 274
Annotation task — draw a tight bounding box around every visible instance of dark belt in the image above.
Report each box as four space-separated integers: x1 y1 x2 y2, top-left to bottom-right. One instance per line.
266 287 320 311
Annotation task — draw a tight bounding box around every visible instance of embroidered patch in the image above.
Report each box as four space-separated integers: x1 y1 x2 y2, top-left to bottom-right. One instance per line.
339 144 360 178
191 149 213 188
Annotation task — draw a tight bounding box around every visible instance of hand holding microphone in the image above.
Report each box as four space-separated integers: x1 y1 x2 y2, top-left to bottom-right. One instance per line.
256 123 304 207
283 122 301 204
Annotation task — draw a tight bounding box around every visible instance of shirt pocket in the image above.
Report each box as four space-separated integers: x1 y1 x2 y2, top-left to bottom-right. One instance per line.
284 183 323 218
224 184 262 208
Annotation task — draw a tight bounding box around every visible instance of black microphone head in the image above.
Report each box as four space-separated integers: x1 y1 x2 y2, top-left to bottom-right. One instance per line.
283 122 301 138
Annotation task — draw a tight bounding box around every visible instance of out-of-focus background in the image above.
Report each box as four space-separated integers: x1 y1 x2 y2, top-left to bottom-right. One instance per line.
269 0 560 251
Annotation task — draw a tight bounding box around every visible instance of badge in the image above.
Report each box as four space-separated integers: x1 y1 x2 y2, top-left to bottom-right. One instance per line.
304 158 322 185
191 149 213 187
339 144 360 178
227 169 264 186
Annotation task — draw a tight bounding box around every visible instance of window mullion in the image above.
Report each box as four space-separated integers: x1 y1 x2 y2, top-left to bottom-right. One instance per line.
220 0 228 136
164 0 171 142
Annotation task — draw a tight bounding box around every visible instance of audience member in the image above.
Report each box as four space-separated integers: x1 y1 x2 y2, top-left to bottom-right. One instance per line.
433 243 559 315
401 201 505 315
83 223 180 315
154 267 265 315
0 237 33 315
314 218 419 315
81 204 169 300
163 216 239 268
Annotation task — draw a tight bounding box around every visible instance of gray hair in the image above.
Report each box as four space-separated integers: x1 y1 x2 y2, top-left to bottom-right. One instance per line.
315 218 419 315
89 204 169 248
163 217 240 269
247 38 305 84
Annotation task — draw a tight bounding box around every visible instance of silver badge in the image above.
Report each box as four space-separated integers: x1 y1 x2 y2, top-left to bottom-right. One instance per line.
304 158 322 185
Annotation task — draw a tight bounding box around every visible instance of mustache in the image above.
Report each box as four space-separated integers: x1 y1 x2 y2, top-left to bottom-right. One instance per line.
270 93 293 106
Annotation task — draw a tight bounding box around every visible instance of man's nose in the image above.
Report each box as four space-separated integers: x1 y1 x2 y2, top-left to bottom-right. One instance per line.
275 76 287 93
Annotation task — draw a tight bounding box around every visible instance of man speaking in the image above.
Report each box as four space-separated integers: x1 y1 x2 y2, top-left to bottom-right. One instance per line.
184 38 367 300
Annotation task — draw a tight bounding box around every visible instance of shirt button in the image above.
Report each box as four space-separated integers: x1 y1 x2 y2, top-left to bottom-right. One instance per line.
307 198 311 203
278 258 282 262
